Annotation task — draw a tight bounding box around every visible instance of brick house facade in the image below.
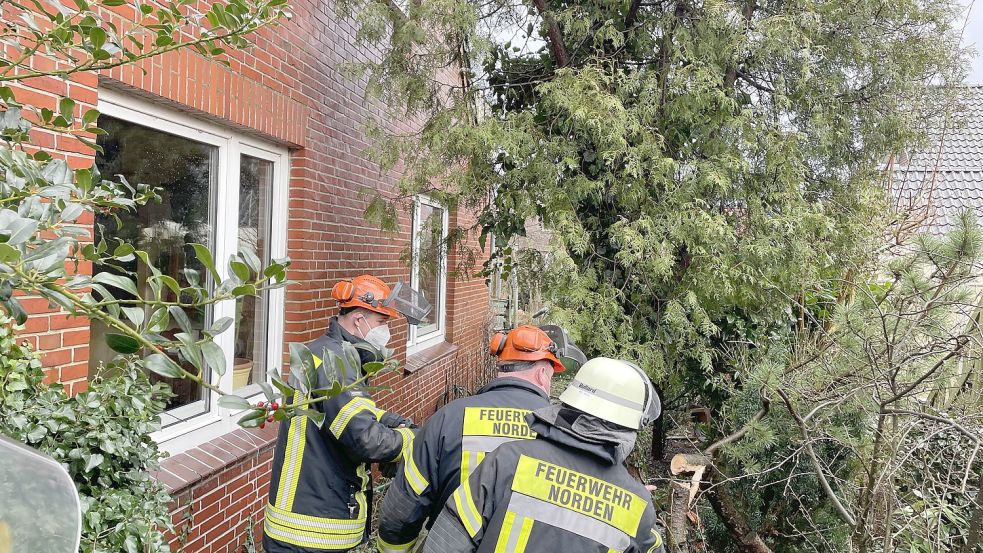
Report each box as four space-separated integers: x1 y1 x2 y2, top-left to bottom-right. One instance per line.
6 1 493 551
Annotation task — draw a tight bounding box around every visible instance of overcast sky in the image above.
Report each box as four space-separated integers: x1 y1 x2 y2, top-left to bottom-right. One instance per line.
962 0 983 83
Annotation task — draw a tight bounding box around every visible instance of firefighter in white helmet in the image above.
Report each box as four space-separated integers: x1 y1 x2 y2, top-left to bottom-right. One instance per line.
376 325 585 553
422 357 667 553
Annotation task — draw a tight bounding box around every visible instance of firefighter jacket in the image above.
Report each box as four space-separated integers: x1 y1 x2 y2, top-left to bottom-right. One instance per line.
376 377 550 552
263 318 414 553
421 406 667 553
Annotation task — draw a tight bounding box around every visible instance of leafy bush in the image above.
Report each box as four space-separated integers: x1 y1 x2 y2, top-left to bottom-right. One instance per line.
0 314 173 553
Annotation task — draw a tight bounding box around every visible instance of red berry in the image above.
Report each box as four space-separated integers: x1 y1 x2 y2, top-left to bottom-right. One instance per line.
257 401 266 408
270 402 279 410
259 423 266 429
267 415 275 423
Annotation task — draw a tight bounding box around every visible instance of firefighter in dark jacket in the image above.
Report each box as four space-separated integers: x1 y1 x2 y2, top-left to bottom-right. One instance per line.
263 275 431 553
422 357 667 553
376 325 586 553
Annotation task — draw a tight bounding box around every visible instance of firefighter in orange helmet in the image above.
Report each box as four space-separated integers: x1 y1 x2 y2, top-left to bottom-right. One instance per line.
264 275 431 553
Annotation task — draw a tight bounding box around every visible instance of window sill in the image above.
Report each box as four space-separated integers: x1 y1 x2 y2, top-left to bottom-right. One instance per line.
152 423 279 493
405 340 458 373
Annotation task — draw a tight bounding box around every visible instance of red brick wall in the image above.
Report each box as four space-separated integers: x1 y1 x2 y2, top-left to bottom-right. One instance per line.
158 426 277 553
7 0 492 550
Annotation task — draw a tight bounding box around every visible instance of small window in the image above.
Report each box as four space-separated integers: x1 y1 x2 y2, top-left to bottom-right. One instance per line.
407 196 448 353
90 90 288 447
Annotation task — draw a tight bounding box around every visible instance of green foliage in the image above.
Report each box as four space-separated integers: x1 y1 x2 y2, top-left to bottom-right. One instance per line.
0 314 173 553
342 0 979 551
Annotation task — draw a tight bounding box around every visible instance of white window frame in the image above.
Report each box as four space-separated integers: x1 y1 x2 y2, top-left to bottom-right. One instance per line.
97 89 289 455
406 195 449 355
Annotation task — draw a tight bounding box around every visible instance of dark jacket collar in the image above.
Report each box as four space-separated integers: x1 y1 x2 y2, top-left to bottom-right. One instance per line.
477 376 550 402
527 405 633 465
324 317 381 365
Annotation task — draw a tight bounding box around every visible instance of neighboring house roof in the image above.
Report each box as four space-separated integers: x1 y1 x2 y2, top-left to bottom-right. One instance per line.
892 86 983 236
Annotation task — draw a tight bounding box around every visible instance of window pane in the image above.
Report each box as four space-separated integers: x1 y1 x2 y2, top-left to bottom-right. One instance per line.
90 116 217 418
233 155 273 390
415 203 444 336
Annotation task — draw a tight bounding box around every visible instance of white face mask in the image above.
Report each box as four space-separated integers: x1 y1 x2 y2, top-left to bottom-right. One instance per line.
357 318 391 350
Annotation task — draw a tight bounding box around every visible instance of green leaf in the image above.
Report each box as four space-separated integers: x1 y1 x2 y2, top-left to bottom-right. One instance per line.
231 284 256 296
207 316 234 336
191 243 220 282
88 27 107 50
144 353 183 378
217 395 251 409
0 243 19 263
167 306 193 334
147 307 169 332
362 361 385 376
102 0 126 6
259 382 276 402
269 371 294 399
84 453 104 472
121 306 145 327
92 271 140 297
237 409 267 428
230 260 250 282
288 342 316 393
240 247 261 275
105 333 141 354
201 341 226 376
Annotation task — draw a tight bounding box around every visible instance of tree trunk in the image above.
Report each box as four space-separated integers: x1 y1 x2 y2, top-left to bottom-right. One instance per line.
706 467 773 553
668 480 690 551
964 474 983 553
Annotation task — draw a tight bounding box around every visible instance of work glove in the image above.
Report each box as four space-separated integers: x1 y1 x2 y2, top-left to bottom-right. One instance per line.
381 412 417 429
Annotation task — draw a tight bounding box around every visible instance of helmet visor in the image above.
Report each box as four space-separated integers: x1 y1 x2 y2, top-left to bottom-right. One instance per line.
382 281 433 326
539 325 587 372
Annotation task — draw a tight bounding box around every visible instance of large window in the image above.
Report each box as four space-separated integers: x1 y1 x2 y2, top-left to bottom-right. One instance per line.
407 196 448 353
90 90 288 451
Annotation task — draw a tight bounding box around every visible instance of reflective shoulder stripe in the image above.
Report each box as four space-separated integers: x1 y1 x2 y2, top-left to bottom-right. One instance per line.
275 392 309 510
397 428 429 495
495 511 533 553
329 396 381 438
376 535 417 553
264 503 365 550
452 483 483 538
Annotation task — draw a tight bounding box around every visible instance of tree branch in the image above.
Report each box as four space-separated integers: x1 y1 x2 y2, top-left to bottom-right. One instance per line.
705 388 770 456
880 336 969 407
624 0 643 29
531 0 569 68
777 389 858 527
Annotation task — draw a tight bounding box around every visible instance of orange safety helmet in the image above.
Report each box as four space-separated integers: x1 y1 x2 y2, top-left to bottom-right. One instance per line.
331 275 401 319
489 325 565 373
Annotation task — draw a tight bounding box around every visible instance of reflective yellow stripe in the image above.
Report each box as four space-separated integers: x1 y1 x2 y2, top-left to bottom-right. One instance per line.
377 535 417 553
515 516 533 552
264 518 364 550
495 511 517 553
356 463 369 521
265 502 365 531
330 397 384 438
453 483 482 538
648 528 664 551
276 392 309 510
495 511 533 553
399 429 429 496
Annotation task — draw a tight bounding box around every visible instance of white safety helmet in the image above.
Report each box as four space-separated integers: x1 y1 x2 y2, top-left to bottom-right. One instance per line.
558 357 661 430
